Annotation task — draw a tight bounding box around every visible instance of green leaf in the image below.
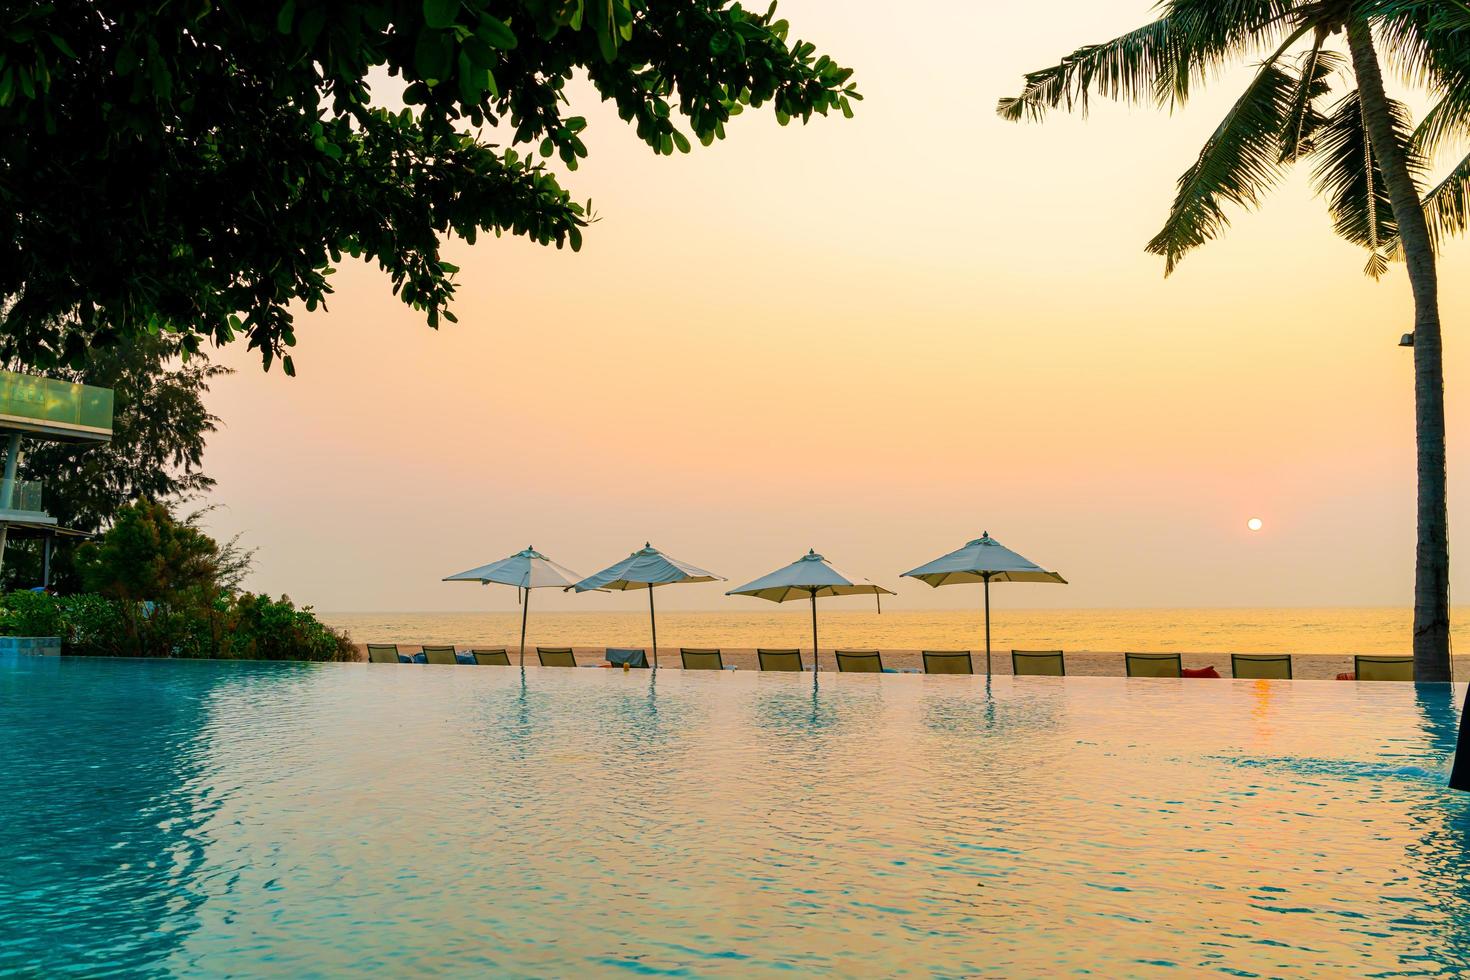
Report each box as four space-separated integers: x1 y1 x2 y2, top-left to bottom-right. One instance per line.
456 53 488 103
276 0 295 35
423 0 458 30
298 6 326 47
476 14 517 49
47 33 77 60
415 29 453 82
462 36 497 69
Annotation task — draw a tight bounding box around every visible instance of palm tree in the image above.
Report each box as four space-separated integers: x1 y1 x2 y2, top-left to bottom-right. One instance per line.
999 0 1470 685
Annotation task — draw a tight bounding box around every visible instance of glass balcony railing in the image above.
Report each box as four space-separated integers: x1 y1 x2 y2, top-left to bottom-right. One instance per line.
0 370 113 440
0 480 43 514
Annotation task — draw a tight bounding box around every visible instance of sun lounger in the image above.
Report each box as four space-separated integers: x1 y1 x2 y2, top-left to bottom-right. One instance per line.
680 648 724 670
758 649 804 672
538 647 577 667
1125 652 1182 678
606 648 649 668
835 650 883 673
1231 653 1292 679
1354 655 1414 682
922 650 973 674
1012 650 1065 676
421 645 457 666
471 649 510 666
367 643 401 664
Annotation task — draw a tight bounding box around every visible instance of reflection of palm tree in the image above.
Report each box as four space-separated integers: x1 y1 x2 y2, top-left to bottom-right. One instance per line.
999 2 1470 681
1402 685 1470 969
1451 685 1470 791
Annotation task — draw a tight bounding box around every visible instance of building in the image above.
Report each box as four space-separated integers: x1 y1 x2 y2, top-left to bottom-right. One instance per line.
0 370 114 581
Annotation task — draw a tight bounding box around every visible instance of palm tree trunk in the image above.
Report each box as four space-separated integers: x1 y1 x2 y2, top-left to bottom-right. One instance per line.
1345 22 1452 689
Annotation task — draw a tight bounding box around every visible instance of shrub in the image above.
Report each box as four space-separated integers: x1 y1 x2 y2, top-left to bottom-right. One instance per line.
0 591 128 656
221 594 356 662
0 590 353 662
0 590 65 638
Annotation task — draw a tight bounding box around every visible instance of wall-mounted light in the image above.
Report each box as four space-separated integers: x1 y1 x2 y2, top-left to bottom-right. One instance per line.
1400 332 1415 347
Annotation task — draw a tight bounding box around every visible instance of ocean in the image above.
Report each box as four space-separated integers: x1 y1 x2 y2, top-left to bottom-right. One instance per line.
318 607 1465 656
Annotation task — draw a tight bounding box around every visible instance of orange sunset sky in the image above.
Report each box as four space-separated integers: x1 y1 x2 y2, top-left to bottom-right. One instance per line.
198 0 1470 613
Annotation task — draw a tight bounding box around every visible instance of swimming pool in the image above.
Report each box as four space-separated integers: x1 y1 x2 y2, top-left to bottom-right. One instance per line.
1 657 1467 976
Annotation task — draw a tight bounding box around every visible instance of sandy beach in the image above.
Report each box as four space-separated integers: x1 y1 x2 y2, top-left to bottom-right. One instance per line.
352 644 1470 680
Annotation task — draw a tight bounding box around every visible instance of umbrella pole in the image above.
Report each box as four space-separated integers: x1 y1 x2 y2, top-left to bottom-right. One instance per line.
983 574 992 676
519 586 530 667
810 591 819 681
648 585 658 669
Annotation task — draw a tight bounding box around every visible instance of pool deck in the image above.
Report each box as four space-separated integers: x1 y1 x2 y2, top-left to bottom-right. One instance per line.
352 644 1470 679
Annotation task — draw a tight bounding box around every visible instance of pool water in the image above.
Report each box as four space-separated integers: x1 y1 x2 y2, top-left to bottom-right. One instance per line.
2 658 1469 977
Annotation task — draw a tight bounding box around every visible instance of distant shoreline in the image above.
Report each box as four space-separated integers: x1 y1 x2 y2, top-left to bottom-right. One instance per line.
349 643 1470 680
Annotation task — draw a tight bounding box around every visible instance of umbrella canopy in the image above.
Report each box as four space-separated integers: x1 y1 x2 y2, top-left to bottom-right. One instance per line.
444 547 585 590
443 546 584 666
728 550 895 677
570 544 724 667
901 532 1067 587
901 532 1066 675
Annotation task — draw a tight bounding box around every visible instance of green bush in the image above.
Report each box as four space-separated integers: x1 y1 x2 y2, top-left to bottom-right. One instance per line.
0 591 128 656
221 593 356 662
0 590 353 662
0 590 65 638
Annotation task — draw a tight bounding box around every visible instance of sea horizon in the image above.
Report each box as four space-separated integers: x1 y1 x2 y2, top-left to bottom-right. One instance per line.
318 606 1470 656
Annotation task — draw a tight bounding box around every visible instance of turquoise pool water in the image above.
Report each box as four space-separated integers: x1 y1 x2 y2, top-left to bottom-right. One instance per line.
2 658 1468 977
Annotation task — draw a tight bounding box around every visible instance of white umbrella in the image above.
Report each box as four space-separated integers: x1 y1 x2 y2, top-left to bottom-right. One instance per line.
727 549 895 678
444 546 584 666
570 543 723 668
900 532 1066 675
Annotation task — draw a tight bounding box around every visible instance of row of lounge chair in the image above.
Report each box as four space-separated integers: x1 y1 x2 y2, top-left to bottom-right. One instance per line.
364 644 1418 680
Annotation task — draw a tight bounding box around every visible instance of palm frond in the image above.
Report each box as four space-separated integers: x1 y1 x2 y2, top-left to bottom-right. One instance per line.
1374 3 1470 152
1421 148 1470 245
996 17 1184 121
1158 0 1300 105
1144 60 1299 274
1386 148 1470 257
1279 44 1347 162
1413 94 1470 157
1309 89 1424 276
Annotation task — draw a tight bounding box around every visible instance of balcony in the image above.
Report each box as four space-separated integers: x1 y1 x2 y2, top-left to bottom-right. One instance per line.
0 371 113 442
0 480 50 524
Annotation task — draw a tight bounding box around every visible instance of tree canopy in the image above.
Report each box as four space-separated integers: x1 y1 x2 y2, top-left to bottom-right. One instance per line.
0 1 858 372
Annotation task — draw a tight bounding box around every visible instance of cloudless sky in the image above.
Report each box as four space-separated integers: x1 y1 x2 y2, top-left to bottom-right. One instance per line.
198 0 1470 613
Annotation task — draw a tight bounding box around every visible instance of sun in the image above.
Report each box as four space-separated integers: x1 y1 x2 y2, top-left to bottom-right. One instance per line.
1247 517 1263 532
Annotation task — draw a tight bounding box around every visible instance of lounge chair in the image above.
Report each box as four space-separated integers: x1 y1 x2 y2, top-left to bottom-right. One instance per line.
606 648 649 668
1125 652 1182 678
1231 653 1292 680
471 649 511 666
681 648 724 670
922 650 973 675
1355 655 1414 682
758 649 804 672
538 647 577 668
835 650 883 673
1012 650 1065 676
421 645 457 666
367 643 401 664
